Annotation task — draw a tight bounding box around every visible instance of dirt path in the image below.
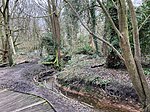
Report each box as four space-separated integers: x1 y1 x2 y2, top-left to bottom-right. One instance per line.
0 61 97 112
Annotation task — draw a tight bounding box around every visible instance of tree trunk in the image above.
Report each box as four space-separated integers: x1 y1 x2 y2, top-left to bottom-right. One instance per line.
0 13 3 50
102 18 109 56
48 0 61 66
118 0 150 110
89 34 96 50
90 0 99 55
1 0 13 65
127 0 150 111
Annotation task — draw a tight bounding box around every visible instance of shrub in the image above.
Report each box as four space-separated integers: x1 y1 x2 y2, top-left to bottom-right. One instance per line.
41 32 55 55
76 43 94 55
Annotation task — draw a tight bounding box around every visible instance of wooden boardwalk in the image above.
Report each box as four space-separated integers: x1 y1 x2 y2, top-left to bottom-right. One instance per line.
0 89 54 112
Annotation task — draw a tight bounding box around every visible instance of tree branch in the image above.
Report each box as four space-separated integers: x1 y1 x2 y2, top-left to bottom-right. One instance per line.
138 14 150 31
0 7 3 14
111 0 118 10
10 0 19 17
0 49 7 52
96 0 124 40
3 0 10 14
63 0 124 61
127 0 141 58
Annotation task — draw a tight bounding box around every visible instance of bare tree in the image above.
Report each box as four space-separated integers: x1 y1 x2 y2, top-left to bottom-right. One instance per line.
0 0 13 65
97 0 150 111
64 0 150 110
48 0 61 66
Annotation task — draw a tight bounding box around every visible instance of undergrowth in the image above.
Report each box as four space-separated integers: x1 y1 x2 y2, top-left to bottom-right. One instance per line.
144 68 150 75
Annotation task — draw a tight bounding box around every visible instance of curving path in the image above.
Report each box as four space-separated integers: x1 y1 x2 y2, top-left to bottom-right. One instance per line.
0 61 96 112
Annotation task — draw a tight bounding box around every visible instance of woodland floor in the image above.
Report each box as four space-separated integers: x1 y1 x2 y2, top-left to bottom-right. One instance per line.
57 54 150 112
0 60 97 112
0 53 149 112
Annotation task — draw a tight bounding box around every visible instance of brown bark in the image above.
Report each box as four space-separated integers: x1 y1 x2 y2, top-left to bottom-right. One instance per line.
118 0 150 110
127 0 150 110
102 18 109 56
118 0 145 102
48 0 61 65
51 0 61 62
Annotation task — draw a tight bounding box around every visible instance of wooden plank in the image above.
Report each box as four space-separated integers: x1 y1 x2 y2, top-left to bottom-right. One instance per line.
0 96 42 112
11 100 46 112
20 102 54 112
0 89 53 112
0 89 7 93
0 92 21 107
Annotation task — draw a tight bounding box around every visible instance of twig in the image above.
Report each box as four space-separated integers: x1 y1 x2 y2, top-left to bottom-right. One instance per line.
138 14 150 31
111 0 118 10
0 49 7 52
3 0 10 14
96 0 124 40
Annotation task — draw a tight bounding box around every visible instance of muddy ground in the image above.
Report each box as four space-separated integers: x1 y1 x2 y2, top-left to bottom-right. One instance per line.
0 54 150 112
56 54 150 112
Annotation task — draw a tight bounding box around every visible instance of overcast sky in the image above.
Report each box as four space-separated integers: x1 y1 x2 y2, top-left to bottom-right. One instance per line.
133 0 143 6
